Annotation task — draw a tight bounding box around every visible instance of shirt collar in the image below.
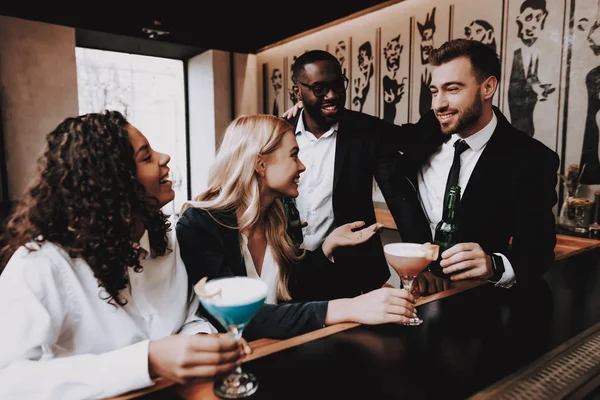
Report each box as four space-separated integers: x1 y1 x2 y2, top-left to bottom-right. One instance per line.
295 110 339 140
454 112 497 152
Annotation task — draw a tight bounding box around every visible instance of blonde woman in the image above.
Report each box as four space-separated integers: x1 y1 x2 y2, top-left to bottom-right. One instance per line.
176 115 418 340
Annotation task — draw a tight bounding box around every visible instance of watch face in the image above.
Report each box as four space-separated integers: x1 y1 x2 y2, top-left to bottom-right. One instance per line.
489 255 505 283
493 255 505 273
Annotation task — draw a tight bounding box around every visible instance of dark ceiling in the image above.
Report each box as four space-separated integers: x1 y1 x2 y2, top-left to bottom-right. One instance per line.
0 2 397 55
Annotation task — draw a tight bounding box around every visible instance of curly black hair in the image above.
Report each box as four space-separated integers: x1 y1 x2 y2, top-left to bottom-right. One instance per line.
0 110 171 305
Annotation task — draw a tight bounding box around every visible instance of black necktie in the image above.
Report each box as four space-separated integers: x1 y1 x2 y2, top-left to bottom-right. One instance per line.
444 139 469 208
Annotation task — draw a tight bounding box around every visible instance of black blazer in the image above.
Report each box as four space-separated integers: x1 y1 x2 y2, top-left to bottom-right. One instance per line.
288 109 442 300
176 207 331 340
395 108 559 287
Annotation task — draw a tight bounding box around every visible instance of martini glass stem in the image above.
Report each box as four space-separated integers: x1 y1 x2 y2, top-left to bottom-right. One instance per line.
401 276 415 292
229 326 242 340
400 276 423 326
229 326 243 377
213 325 258 398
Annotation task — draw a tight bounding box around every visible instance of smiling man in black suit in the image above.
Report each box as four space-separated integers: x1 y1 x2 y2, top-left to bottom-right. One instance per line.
403 39 559 289
284 50 443 300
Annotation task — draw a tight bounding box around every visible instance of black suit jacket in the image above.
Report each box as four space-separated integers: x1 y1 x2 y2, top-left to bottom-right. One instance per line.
396 108 559 287
176 207 330 340
288 109 440 300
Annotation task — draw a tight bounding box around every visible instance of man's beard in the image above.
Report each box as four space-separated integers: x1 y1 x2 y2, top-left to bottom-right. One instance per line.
440 95 483 135
302 96 344 126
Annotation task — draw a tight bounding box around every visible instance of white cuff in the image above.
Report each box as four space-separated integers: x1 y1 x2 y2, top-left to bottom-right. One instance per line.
493 253 516 288
0 341 154 400
178 318 218 335
105 340 154 395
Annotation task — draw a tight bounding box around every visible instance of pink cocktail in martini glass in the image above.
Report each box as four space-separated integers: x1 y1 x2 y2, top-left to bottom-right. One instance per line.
383 243 439 325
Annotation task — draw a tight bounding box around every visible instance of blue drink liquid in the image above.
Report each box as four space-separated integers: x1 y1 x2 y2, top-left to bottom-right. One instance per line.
198 277 268 399
202 297 265 329
199 277 268 330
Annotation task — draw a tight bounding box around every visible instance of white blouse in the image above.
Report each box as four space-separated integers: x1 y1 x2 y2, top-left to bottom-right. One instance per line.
240 233 279 304
0 227 215 400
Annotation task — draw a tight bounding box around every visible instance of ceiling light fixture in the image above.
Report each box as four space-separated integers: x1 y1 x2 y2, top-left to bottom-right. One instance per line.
142 20 170 39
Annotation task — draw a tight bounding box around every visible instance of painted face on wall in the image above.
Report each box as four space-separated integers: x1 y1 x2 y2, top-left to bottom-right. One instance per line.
358 47 373 76
588 22 600 56
465 21 494 45
383 35 402 73
420 31 434 64
271 69 283 92
335 41 346 68
516 7 548 47
418 8 436 65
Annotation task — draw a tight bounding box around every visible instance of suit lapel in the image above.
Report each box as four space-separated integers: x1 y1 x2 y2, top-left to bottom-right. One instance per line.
404 175 433 242
215 209 247 277
403 174 425 211
403 124 445 233
461 111 510 206
333 116 350 192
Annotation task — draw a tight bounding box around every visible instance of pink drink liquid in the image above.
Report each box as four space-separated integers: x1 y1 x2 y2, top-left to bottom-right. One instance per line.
384 243 435 277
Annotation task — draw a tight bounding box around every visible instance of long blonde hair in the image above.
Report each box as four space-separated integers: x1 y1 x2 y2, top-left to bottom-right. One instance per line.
183 114 301 301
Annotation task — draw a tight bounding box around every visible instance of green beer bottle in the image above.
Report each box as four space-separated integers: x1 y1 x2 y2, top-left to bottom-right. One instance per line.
282 197 304 245
429 185 461 279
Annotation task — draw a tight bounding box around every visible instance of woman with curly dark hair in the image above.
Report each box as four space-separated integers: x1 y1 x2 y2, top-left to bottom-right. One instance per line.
0 111 246 399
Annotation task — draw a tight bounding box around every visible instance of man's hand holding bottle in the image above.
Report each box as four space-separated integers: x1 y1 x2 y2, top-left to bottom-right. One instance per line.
438 242 494 281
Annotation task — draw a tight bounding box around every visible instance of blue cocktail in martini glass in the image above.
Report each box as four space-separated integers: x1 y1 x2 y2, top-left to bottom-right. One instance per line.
198 276 268 399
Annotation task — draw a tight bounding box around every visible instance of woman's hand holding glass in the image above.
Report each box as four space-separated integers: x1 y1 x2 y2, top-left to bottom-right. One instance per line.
147 333 249 384
326 287 419 326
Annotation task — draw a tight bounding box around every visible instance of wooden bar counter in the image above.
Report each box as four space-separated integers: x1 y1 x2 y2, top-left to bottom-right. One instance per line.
374 207 600 262
109 212 600 400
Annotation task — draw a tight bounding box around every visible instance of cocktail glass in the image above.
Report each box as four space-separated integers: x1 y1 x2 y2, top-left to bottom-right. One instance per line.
197 276 268 398
383 243 439 326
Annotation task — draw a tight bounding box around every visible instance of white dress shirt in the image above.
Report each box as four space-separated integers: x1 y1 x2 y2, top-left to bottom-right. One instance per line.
240 233 279 305
417 114 516 288
0 225 215 400
295 111 339 251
